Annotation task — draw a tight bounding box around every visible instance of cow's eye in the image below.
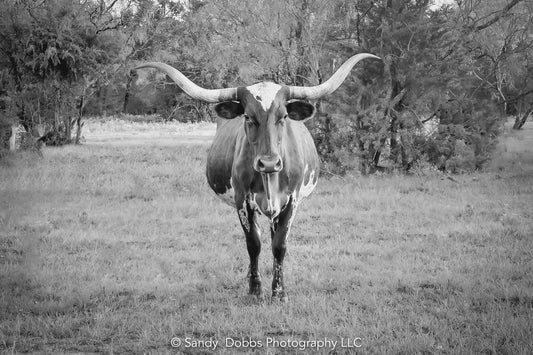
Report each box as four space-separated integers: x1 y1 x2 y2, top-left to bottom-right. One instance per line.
244 114 257 125
277 115 287 125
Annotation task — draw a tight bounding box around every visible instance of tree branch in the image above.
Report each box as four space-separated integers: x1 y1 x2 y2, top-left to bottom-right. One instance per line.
388 88 407 111
473 0 523 32
505 88 533 103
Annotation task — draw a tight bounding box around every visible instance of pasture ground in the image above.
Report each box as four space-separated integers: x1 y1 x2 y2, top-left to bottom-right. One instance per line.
1 118 532 354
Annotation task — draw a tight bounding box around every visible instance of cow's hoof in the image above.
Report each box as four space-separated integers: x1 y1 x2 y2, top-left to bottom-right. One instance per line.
245 293 264 304
248 288 263 298
271 292 288 303
249 281 262 298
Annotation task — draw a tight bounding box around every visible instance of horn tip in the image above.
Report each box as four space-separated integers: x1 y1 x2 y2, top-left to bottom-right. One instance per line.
358 53 381 61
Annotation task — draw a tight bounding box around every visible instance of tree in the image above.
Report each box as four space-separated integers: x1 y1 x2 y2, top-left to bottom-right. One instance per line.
0 0 126 144
311 0 456 173
451 0 532 129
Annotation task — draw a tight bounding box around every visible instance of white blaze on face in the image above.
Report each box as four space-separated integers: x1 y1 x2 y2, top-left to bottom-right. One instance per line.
298 164 317 200
246 82 283 111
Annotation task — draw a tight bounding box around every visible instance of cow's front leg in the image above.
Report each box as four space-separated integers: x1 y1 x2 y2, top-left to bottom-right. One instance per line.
237 198 262 298
270 196 297 302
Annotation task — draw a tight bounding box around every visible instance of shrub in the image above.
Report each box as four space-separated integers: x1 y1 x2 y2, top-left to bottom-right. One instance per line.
422 99 503 173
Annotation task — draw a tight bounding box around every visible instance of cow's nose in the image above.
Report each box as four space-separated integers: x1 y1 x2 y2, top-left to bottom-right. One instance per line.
254 155 283 173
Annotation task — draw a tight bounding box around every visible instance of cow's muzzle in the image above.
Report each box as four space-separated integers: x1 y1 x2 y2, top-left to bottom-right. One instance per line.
254 155 283 173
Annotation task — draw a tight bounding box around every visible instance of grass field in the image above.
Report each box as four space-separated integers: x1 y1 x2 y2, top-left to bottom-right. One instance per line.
1 119 532 354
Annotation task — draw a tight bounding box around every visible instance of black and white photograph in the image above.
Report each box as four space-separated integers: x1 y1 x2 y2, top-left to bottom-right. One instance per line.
1 0 532 353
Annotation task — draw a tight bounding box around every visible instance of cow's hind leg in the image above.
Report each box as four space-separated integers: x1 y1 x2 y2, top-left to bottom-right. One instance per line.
270 196 297 302
237 199 262 298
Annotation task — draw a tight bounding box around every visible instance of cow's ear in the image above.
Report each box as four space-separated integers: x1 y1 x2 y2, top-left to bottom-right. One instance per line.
215 101 244 119
286 101 315 121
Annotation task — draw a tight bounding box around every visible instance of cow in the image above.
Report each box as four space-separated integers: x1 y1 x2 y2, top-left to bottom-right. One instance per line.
135 53 380 301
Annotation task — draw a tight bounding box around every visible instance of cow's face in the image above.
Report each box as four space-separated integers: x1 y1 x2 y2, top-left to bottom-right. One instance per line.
215 82 315 174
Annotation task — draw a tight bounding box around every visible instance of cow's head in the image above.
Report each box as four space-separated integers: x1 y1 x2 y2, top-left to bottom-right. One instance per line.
213 82 315 175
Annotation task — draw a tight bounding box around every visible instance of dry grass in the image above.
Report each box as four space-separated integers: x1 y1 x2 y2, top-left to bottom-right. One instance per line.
82 117 215 146
0 119 532 354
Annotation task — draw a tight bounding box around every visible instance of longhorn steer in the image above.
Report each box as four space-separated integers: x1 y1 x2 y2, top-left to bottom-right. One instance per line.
135 53 379 301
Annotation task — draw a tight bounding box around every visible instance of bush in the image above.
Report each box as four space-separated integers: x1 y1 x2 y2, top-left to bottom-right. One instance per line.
422 99 503 173
310 96 504 175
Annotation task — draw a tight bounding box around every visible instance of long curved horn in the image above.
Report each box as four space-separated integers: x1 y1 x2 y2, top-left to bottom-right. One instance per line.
288 53 380 100
135 62 239 103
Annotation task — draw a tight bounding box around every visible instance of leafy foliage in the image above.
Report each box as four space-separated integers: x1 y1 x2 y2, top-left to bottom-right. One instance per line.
0 0 127 143
1 0 529 172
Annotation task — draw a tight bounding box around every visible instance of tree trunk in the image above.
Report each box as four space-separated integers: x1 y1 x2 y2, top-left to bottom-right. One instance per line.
75 93 85 144
64 116 72 144
75 118 84 144
9 125 17 151
513 107 532 130
123 70 135 113
294 0 309 86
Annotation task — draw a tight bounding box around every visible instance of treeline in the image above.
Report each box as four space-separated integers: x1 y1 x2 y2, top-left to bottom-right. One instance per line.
1 0 532 173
